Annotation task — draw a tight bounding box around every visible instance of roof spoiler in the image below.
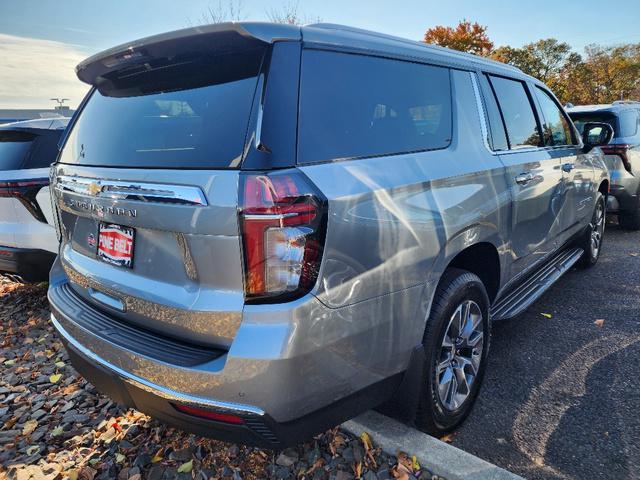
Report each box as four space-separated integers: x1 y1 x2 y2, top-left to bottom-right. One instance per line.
75 22 301 87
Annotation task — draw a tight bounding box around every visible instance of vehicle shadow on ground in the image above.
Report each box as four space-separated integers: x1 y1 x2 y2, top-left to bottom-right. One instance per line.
452 223 640 480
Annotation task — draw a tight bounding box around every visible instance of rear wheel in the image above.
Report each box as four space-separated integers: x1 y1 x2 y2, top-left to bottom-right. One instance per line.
415 268 490 436
578 192 606 268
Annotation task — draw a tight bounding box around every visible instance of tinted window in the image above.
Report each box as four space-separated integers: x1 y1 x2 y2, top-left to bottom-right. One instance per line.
489 76 541 149
618 109 639 137
0 131 35 171
534 87 575 146
298 50 452 164
569 112 618 137
59 48 266 169
478 74 508 151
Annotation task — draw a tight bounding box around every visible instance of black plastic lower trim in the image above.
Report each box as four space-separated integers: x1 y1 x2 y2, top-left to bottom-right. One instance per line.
48 282 225 368
58 330 403 449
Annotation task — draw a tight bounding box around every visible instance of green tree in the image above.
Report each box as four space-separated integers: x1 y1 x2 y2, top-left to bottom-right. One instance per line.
491 39 576 84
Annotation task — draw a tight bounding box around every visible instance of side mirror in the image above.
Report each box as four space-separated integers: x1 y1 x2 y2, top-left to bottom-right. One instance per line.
581 122 614 152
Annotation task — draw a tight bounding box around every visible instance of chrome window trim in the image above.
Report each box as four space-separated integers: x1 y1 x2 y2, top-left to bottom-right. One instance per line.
470 71 495 155
54 175 208 206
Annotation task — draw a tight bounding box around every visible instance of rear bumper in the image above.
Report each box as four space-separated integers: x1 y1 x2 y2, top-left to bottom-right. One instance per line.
48 258 409 447
0 246 56 281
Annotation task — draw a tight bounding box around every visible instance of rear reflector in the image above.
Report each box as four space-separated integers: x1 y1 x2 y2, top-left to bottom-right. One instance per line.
239 170 327 303
171 404 244 424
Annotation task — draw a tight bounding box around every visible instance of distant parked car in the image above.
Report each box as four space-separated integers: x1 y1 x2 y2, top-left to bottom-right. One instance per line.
0 118 68 280
568 101 640 229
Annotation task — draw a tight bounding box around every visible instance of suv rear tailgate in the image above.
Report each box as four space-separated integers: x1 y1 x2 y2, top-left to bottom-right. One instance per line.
53 165 244 347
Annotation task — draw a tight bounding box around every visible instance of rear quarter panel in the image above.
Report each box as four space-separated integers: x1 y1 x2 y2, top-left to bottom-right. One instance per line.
299 70 511 367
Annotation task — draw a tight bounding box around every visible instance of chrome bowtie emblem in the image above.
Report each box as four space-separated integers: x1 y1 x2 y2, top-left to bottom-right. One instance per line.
87 181 102 196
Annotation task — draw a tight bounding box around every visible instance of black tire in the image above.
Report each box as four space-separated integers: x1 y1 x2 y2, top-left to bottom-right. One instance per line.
415 268 490 436
578 192 606 268
619 206 640 231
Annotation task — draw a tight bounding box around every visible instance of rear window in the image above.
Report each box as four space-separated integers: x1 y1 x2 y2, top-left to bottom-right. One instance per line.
488 76 541 149
569 112 619 137
298 50 452 164
59 47 266 169
0 131 35 170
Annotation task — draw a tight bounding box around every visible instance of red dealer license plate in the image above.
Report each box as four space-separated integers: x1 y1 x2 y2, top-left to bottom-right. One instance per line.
97 223 135 268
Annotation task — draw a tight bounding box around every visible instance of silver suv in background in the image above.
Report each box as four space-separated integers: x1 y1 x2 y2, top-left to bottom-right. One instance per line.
568 101 640 229
48 23 612 448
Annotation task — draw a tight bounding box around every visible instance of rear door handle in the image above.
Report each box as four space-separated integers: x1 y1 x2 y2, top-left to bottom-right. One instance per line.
515 172 534 185
562 163 575 173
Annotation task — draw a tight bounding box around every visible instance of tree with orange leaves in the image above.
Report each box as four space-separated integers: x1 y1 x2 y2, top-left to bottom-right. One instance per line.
423 20 493 56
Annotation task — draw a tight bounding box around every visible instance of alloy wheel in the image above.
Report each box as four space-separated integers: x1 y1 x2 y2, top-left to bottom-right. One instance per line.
590 201 605 259
436 300 484 411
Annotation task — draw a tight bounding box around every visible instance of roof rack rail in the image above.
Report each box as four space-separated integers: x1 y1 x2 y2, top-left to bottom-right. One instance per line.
307 23 521 72
612 100 640 105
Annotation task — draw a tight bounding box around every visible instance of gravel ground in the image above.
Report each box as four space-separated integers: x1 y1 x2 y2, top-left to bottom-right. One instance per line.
0 278 443 480
452 222 640 479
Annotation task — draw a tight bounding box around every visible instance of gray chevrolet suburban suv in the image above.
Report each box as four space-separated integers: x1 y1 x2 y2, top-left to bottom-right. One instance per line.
48 22 612 448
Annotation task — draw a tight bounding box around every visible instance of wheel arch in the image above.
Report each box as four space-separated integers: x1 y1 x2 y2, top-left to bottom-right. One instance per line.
446 241 501 303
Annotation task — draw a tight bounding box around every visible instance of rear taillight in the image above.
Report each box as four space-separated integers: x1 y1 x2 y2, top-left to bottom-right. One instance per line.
239 170 327 303
0 178 49 223
600 144 633 173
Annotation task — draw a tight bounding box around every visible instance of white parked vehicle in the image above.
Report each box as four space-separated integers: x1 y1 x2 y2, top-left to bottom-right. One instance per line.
0 118 68 280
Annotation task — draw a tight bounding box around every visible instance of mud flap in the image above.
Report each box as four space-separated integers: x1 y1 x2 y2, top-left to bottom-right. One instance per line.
376 344 426 425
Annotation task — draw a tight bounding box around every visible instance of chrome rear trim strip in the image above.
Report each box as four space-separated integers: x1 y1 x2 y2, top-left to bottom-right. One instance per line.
54 175 208 206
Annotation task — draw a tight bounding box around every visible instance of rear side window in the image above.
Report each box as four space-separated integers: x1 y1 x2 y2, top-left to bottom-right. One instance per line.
59 47 266 169
0 131 36 171
298 50 452 164
534 87 576 146
569 112 618 137
489 76 541 149
618 109 639 137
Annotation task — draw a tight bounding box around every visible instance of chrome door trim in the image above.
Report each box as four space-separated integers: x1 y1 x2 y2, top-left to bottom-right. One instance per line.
54 175 208 206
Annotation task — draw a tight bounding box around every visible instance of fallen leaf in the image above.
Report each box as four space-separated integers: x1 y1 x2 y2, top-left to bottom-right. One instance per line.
112 421 122 433
51 426 64 437
55 361 66 368
78 466 97 480
67 470 78 480
4 359 16 366
412 455 420 471
115 453 126 463
151 450 163 463
49 373 62 384
440 432 456 443
22 419 38 435
354 461 362 478
594 319 605 327
629 253 638 257
26 445 40 455
177 460 193 473
540 313 552 319
361 431 373 451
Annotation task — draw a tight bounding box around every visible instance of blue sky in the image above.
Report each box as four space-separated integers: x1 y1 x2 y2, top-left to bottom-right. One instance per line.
1 0 639 108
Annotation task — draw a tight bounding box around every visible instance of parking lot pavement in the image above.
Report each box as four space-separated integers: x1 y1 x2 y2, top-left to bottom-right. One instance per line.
451 223 640 480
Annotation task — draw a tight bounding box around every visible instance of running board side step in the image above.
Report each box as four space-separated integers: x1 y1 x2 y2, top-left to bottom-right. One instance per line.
491 247 584 321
